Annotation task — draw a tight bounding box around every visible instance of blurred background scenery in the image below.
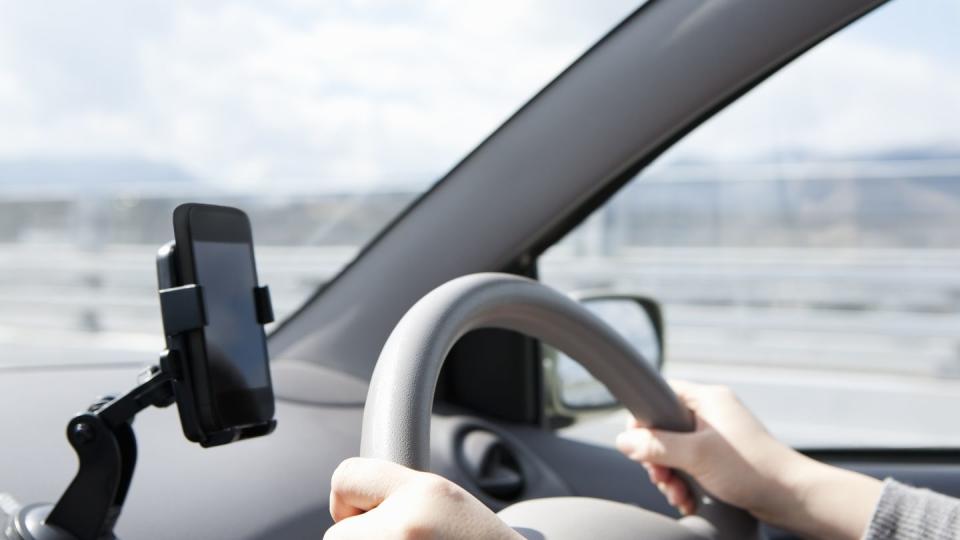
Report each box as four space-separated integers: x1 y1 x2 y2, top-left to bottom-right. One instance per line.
1 0 959 447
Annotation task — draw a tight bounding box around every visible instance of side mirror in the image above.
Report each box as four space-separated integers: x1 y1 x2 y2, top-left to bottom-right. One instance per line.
544 294 665 421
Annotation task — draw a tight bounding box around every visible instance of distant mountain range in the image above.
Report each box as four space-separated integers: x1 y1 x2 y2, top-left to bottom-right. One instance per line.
0 148 958 198
669 146 960 167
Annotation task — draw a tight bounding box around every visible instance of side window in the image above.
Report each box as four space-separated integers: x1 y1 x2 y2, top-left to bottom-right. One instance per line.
539 0 960 449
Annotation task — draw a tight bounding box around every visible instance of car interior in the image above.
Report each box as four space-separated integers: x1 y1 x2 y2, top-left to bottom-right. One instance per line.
2 0 960 538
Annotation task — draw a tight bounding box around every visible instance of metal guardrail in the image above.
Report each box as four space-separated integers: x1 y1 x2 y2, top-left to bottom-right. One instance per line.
2 243 959 376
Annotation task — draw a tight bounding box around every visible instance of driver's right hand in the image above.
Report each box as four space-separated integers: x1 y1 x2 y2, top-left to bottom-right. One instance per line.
616 380 882 540
616 380 798 519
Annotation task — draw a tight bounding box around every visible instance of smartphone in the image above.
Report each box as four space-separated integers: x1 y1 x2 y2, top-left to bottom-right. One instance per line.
171 203 275 435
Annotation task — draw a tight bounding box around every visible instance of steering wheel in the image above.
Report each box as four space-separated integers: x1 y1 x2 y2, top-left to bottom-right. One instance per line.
360 273 758 540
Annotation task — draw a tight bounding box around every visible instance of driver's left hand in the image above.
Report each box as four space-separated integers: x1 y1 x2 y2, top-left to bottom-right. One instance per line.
325 457 522 540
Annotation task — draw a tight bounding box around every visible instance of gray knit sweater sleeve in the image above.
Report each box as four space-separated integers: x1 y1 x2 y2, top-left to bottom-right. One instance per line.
863 479 960 539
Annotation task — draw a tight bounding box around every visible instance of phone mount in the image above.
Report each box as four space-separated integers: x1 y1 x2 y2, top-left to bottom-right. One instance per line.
2 240 276 540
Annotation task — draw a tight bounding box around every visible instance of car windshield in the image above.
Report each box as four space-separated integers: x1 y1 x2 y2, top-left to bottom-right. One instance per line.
0 1 641 368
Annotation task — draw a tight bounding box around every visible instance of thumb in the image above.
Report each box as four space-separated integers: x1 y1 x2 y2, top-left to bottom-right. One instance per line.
329 457 414 522
616 427 700 470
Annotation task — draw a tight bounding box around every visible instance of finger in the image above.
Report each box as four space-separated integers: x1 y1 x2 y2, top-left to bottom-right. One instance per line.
329 458 415 522
616 428 696 470
323 512 379 540
663 476 690 509
643 462 673 485
651 475 693 515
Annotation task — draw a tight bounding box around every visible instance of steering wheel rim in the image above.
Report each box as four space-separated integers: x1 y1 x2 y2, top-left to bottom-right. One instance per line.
360 273 757 540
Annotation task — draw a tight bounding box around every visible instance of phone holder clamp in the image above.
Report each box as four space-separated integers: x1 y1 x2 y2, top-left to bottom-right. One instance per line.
156 280 275 449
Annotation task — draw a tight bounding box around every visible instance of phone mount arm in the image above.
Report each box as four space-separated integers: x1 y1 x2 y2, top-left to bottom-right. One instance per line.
6 359 177 540
45 362 176 540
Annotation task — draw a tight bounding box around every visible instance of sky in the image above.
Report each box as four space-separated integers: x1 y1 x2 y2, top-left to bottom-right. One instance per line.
0 0 639 192
0 0 957 193
662 0 960 166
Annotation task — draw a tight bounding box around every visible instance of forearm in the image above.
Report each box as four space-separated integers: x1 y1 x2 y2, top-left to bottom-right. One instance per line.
763 452 883 540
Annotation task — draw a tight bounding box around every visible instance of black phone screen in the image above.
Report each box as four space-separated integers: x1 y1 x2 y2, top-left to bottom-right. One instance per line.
192 239 270 421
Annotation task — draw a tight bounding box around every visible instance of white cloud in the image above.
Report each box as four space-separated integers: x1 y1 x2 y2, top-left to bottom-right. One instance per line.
0 0 639 191
663 10 960 164
0 0 957 192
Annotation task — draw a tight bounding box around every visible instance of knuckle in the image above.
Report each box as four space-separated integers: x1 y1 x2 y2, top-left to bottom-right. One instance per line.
418 474 460 498
633 430 659 460
394 521 432 540
331 457 362 490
